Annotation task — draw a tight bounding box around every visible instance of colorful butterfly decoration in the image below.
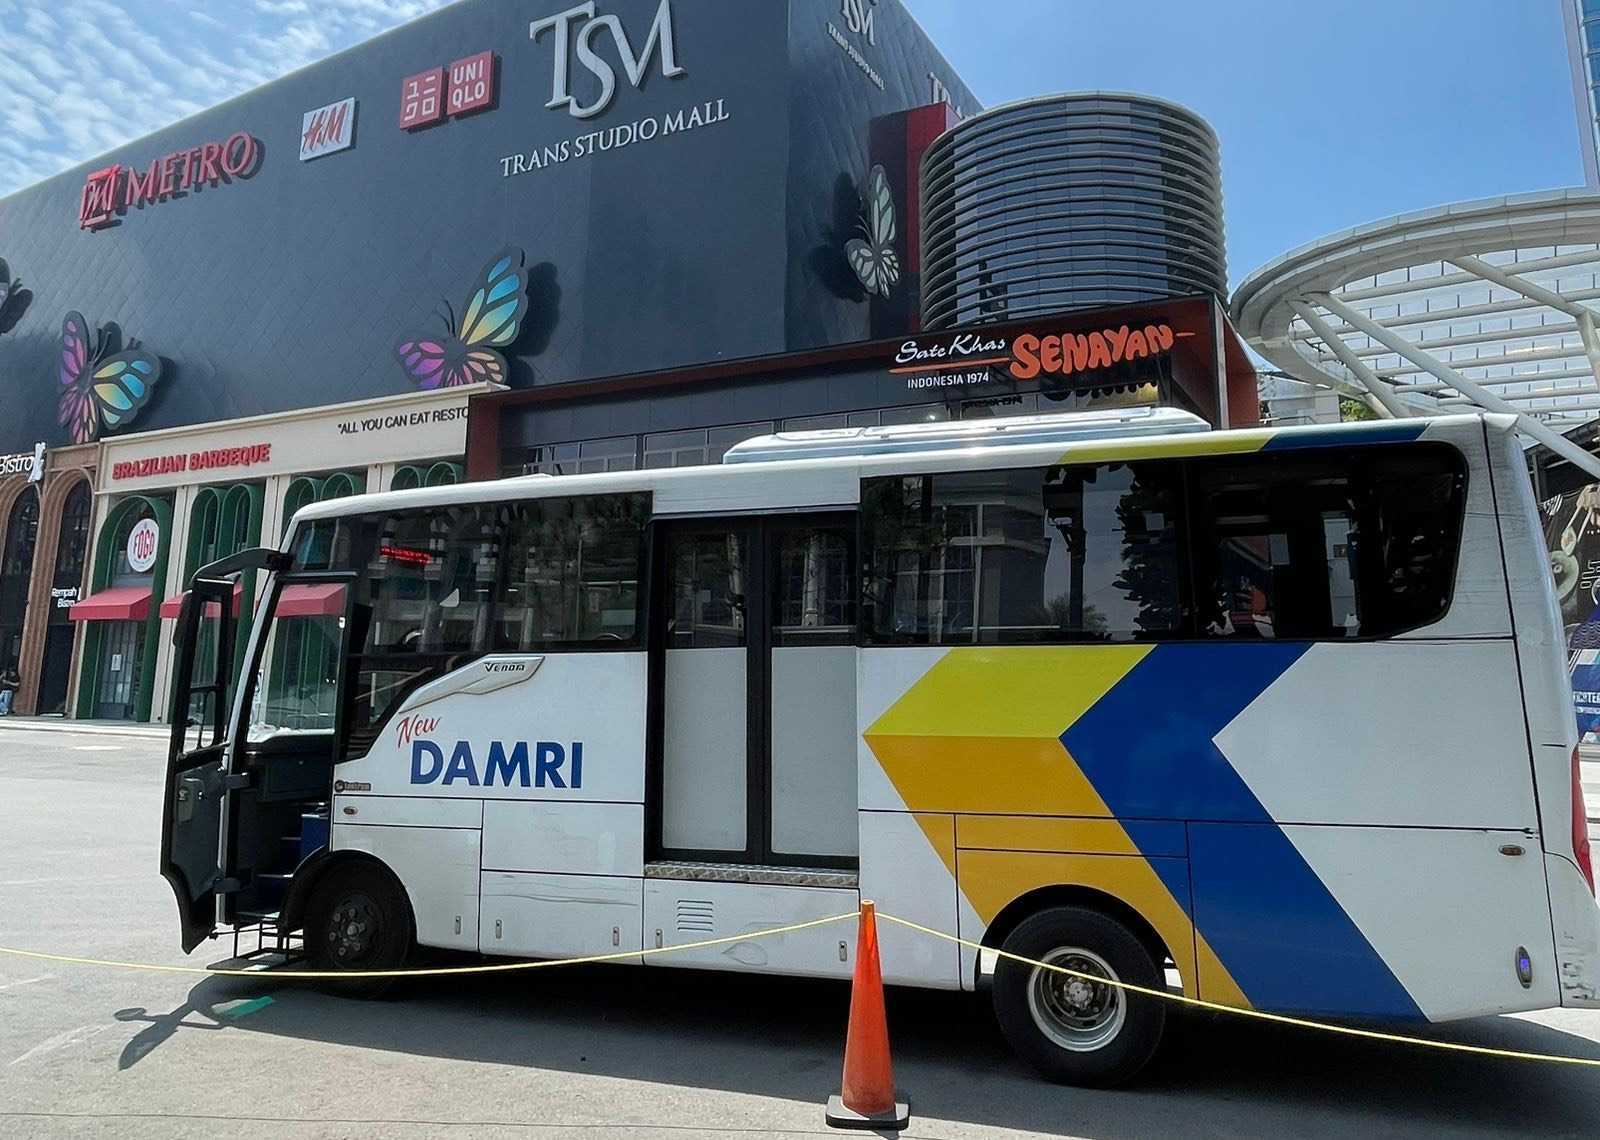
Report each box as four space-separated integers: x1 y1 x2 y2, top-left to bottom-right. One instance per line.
846 164 900 299
57 311 163 445
396 247 529 389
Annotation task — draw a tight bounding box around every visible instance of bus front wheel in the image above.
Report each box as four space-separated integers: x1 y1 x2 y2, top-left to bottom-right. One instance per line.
304 862 414 997
991 906 1165 1086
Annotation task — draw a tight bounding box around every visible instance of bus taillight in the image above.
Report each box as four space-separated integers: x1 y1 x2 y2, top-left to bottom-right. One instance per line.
1573 746 1594 896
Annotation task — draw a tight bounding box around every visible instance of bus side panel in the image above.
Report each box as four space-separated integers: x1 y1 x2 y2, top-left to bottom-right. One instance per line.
955 849 1199 998
1211 640 1536 830
858 809 965 990
332 653 649 802
641 881 857 980
1485 422 1600 1006
332 821 481 952
1188 822 1556 1020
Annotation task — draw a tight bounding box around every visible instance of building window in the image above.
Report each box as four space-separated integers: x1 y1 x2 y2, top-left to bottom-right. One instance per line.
522 436 639 476
645 423 773 468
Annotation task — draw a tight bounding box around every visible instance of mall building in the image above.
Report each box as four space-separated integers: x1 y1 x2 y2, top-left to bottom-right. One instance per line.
0 0 1254 722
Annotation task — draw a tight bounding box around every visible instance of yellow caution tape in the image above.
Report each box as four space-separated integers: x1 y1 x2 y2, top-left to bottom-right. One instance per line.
875 912 1600 1070
0 912 857 979
6 904 1600 1071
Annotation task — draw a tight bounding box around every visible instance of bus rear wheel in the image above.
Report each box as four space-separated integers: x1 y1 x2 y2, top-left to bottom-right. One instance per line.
304 863 413 997
991 906 1166 1086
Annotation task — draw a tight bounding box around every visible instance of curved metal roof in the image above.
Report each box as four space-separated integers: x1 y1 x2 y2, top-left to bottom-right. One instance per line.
1231 191 1600 473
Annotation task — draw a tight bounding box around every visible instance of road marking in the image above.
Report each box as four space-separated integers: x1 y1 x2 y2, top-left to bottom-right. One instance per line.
0 975 52 992
72 745 122 752
8 1023 113 1067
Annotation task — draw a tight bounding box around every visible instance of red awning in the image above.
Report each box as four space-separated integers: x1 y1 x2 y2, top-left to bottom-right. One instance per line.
158 583 244 620
69 586 153 622
277 583 346 618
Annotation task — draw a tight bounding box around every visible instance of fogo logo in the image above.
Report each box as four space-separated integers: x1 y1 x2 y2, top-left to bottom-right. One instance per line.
529 0 686 120
402 718 584 789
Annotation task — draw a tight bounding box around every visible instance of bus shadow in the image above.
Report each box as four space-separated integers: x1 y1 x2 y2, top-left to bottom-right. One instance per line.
173 963 1600 1137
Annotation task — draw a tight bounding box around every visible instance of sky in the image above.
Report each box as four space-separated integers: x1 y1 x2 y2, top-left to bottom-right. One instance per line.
0 0 1584 287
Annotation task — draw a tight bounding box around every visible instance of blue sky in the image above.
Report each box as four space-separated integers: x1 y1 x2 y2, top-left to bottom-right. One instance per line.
0 0 1583 285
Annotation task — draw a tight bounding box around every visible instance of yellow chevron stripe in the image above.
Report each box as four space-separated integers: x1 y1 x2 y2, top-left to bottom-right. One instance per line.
863 644 1255 1007
1056 430 1273 466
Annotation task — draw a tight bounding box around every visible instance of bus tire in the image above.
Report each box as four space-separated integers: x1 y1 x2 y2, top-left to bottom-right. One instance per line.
304 862 414 998
991 906 1165 1086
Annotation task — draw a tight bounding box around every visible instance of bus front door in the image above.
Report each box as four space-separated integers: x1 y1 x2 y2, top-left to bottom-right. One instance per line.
160 574 241 952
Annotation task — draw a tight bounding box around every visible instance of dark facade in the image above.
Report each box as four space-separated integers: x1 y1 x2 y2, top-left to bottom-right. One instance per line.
0 0 976 456
919 93 1227 330
469 293 1261 477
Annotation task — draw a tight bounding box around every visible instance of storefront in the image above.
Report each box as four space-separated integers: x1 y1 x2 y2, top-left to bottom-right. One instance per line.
0 444 97 717
67 385 483 722
467 294 1259 477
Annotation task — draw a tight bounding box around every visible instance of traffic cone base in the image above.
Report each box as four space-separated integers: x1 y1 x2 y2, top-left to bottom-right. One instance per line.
825 1092 910 1131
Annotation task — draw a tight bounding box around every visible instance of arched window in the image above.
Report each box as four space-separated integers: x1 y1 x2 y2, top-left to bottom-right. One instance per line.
0 490 39 672
52 482 91 597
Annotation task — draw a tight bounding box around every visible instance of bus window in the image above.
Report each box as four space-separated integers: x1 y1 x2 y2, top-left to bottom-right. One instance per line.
860 463 1183 644
342 505 499 754
1189 446 1465 640
494 493 647 650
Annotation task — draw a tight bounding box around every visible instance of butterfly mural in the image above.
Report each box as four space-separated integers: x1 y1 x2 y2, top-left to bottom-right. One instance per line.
57 312 163 445
396 247 530 389
846 164 900 300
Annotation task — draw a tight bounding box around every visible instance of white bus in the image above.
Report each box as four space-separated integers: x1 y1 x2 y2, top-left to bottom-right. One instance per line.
161 407 1600 1085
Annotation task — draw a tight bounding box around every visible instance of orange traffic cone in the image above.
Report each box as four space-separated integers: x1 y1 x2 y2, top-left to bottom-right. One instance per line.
825 900 910 1131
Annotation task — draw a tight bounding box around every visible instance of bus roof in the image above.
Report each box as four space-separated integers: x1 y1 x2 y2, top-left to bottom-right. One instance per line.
288 410 1515 531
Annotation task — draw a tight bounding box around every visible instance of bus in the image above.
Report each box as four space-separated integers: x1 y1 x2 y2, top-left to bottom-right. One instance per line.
160 406 1600 1086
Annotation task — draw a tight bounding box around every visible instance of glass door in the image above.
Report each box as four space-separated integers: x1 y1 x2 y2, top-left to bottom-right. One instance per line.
651 515 857 868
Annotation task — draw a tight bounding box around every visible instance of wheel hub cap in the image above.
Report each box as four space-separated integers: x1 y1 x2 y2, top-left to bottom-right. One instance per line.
1026 946 1127 1053
327 895 380 963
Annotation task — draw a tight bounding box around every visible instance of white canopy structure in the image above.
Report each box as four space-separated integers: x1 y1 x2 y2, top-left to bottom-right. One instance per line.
1231 190 1600 480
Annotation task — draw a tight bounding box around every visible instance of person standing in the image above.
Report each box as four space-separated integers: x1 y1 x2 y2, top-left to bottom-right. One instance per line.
0 664 19 716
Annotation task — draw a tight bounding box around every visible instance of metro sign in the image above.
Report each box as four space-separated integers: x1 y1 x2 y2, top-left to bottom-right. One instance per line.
78 131 260 230
300 97 356 161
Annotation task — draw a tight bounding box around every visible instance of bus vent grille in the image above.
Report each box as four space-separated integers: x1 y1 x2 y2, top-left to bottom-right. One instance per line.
675 899 715 934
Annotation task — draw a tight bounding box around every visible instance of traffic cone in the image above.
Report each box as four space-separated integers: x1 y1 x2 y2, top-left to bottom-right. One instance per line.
825 900 910 1131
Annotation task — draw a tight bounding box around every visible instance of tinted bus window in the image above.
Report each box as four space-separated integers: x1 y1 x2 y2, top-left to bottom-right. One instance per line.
861 463 1183 644
494 493 648 650
1189 446 1465 640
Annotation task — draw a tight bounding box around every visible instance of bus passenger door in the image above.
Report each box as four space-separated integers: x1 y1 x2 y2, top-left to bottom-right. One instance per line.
647 516 858 980
160 576 238 952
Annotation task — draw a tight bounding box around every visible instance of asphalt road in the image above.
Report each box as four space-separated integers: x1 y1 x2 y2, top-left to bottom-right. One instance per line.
4 724 1600 1138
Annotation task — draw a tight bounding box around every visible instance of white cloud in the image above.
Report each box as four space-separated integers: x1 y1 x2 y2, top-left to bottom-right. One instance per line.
0 0 452 197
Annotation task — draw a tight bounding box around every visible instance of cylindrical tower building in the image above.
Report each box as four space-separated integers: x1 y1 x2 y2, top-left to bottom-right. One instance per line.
920 92 1227 330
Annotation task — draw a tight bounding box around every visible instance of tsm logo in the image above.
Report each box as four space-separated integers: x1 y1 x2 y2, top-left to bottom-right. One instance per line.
840 0 876 44
529 0 686 120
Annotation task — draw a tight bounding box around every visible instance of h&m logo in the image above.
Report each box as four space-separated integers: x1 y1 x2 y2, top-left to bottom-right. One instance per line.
529 0 685 120
840 0 876 44
411 740 584 789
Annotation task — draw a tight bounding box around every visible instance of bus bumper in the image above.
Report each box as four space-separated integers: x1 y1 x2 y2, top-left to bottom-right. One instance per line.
1549 854 1600 1008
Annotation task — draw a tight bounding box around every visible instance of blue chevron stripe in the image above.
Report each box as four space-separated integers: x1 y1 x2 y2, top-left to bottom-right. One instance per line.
1061 643 1424 1020
1263 422 1426 451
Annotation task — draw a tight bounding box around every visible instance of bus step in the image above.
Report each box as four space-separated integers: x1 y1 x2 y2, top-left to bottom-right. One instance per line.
254 872 294 906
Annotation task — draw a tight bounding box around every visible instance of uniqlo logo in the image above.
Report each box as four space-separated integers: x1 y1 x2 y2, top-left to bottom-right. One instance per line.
399 68 444 130
447 51 495 117
78 164 122 229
